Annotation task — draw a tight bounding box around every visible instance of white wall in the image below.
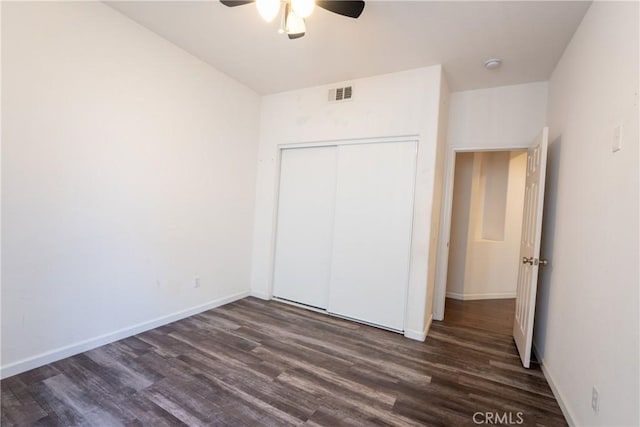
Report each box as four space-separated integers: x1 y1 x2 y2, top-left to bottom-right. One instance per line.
535 2 639 426
425 74 450 328
1 2 260 377
434 81 548 318
446 151 526 300
250 66 448 339
447 81 548 150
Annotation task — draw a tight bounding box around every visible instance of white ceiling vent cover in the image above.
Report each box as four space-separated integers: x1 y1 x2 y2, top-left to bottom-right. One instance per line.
328 85 354 102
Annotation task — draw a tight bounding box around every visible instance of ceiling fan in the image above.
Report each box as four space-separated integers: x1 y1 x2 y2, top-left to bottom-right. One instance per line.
220 0 365 39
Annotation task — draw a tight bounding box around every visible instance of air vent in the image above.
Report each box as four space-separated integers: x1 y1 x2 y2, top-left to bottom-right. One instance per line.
328 85 354 102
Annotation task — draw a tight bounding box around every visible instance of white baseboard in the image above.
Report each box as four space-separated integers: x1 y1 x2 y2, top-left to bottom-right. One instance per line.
446 291 516 301
0 290 250 380
250 290 271 300
404 314 433 342
532 344 576 427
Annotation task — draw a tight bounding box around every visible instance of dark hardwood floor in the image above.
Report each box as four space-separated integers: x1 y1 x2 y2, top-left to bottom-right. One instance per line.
1 297 566 426
444 298 516 336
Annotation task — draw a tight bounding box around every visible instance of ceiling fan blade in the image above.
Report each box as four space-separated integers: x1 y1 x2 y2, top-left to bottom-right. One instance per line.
316 1 365 18
220 0 254 7
288 32 305 39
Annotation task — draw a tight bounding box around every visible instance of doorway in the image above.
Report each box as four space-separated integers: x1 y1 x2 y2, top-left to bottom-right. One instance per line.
443 150 527 334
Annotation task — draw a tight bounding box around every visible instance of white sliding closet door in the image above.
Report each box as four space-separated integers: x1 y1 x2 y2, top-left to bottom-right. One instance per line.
328 142 416 331
272 147 338 309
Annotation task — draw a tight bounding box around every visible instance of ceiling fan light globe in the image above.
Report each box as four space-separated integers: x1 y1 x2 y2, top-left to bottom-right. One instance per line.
291 0 315 18
256 0 281 22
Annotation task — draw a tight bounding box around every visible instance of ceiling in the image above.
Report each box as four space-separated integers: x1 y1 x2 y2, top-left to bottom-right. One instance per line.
107 1 591 94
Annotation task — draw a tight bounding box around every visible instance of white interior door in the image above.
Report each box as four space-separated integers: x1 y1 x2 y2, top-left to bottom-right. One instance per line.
273 146 338 309
328 141 417 331
513 127 549 368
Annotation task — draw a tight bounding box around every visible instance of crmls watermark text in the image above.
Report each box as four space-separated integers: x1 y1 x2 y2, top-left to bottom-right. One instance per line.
472 411 525 425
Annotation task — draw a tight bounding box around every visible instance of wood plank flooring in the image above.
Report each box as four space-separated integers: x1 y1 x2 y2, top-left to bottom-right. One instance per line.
1 297 566 426
444 298 516 336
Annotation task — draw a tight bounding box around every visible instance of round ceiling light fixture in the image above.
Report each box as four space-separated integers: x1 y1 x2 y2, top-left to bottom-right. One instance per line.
483 58 502 70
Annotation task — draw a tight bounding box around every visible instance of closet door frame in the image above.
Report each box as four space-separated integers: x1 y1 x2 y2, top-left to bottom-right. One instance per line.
267 135 420 332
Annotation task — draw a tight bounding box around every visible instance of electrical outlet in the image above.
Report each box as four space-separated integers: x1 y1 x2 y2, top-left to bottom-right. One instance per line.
194 277 200 288
591 386 599 413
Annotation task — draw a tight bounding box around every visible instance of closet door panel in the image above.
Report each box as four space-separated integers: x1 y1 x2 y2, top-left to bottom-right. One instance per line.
328 142 416 330
272 146 338 309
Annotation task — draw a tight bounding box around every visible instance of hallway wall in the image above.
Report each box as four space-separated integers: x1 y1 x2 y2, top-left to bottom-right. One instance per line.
446 151 526 299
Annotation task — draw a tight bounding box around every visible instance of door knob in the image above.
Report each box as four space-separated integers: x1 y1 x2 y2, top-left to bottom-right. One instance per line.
522 257 534 265
539 259 548 267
